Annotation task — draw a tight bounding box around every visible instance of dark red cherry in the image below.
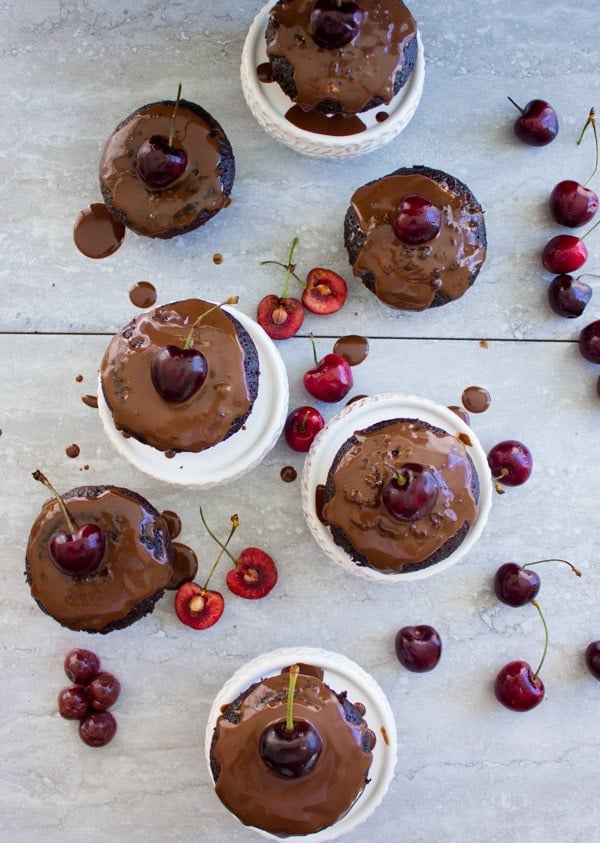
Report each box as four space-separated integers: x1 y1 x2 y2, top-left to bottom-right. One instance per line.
508 98 558 146
495 660 545 711
494 563 540 607
393 194 442 245
310 0 363 49
487 440 532 487
64 648 101 685
58 685 91 720
549 180 599 228
395 625 442 672
547 273 592 317
79 710 117 747
151 345 207 403
136 135 187 188
259 719 323 778
585 641 600 680
381 464 439 521
579 319 600 363
87 672 121 711
49 523 106 577
542 234 588 274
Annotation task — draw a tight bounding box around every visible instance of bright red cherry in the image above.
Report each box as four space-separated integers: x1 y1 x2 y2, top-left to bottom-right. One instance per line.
151 345 207 403
381 464 439 521
487 440 532 487
495 660 545 711
310 0 363 49
508 97 558 146
393 194 442 245
547 273 592 317
284 405 325 452
550 180 599 228
303 341 353 403
542 234 588 274
395 625 442 672
579 319 600 363
136 135 187 188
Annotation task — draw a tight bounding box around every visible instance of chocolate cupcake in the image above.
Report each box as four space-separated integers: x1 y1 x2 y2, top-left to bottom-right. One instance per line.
265 0 418 116
100 300 260 455
26 485 173 633
99 99 234 239
345 165 487 310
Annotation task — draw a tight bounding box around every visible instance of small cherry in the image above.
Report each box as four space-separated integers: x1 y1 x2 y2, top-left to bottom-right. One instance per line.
87 672 121 711
508 97 558 146
137 83 187 188
549 108 598 228
303 335 353 403
494 558 581 607
310 0 363 49
58 686 91 720
33 470 106 577
392 194 442 245
579 319 600 363
381 464 439 521
258 238 304 340
494 599 547 712
585 641 600 680
547 273 593 318
395 625 442 672
64 648 101 685
487 440 532 492
259 664 323 778
302 267 348 315
542 217 600 274
79 711 117 747
174 511 238 630
284 405 325 452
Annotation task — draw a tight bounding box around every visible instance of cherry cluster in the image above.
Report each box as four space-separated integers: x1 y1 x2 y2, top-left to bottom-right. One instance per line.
57 648 120 747
175 509 278 630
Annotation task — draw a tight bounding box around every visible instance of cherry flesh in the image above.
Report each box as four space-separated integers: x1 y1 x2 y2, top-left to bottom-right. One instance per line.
136 135 187 188
302 267 348 315
549 180 598 228
50 522 106 577
381 464 439 521
542 234 588 274
151 345 207 403
487 440 532 487
495 660 545 711
284 405 325 452
257 294 304 340
303 352 353 403
79 711 117 747
547 273 592 318
64 648 101 685
393 194 442 245
87 672 121 711
310 0 363 49
585 641 600 680
579 319 600 363
508 97 558 146
58 685 90 720
395 625 442 672
494 563 540 607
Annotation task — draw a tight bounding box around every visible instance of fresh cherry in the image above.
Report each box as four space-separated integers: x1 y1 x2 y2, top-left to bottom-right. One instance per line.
547 273 592 317
392 194 442 245
64 648 101 685
494 563 540 607
79 711 117 747
508 97 558 146
303 336 353 403
258 238 304 340
33 470 106 577
302 267 348 315
310 0 363 49
58 685 90 720
284 405 325 452
137 135 187 188
381 464 439 521
585 641 600 680
495 660 545 711
395 625 442 672
87 672 121 711
542 234 588 274
151 345 207 403
487 440 532 489
259 665 322 778
550 180 598 228
579 319 600 363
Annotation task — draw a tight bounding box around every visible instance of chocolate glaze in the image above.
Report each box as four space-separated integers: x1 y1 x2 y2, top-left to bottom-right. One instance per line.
348 170 486 311
461 385 491 414
26 486 173 632
73 203 125 259
322 419 478 573
99 100 234 239
65 444 80 459
82 394 98 409
167 542 198 590
448 405 470 426
129 281 157 309
266 0 417 116
334 334 369 366
160 509 182 539
211 667 372 837
100 300 256 453
285 105 366 136
280 465 297 483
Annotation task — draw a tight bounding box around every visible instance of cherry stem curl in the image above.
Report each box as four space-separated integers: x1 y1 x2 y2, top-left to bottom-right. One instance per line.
530 599 548 681
199 508 239 589
523 558 582 577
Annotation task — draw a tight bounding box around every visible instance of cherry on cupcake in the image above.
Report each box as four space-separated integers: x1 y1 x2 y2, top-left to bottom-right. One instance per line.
137 83 187 188
486 440 532 493
310 0 363 49
284 405 325 452
259 664 322 778
549 108 598 228
302 267 348 315
303 335 353 403
547 273 593 318
508 96 558 146
393 194 442 245
32 470 106 577
258 237 305 340
381 464 439 521
395 625 442 672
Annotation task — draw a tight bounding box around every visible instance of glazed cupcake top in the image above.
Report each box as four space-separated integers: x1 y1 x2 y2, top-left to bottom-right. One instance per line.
322 419 478 573
266 0 416 115
211 665 373 837
99 100 233 238
101 300 254 454
348 168 486 310
26 486 173 632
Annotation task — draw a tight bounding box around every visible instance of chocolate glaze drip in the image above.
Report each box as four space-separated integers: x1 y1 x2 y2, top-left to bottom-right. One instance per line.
461 385 491 414
129 281 157 309
212 667 372 836
73 203 125 259
285 106 366 136
334 334 369 366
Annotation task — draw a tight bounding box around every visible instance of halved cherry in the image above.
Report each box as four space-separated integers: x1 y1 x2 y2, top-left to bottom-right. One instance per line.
226 547 278 599
174 582 224 630
257 294 304 340
302 268 348 315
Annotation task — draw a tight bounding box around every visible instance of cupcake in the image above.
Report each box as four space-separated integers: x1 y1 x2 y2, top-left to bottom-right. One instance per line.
265 0 418 117
344 165 487 310
26 483 173 633
206 647 396 839
99 98 235 239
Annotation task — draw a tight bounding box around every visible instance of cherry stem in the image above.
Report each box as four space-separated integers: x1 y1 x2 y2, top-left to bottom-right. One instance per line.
530 598 549 681
199 508 239 590
183 296 239 349
298 409 310 434
522 558 582 577
577 107 598 186
259 237 304 295
32 470 76 533
199 506 239 569
285 664 300 731
580 216 600 242
168 82 183 149
309 332 319 367
507 96 524 114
